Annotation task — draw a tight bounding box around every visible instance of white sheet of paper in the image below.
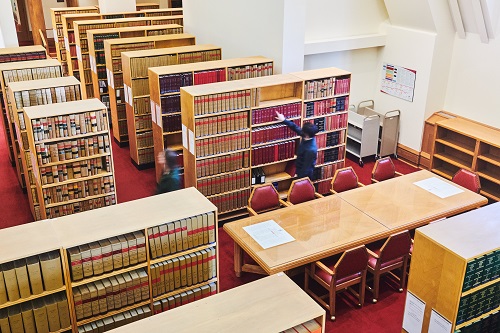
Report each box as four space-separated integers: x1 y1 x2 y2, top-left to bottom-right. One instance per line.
182 124 188 149
243 220 295 249
188 129 195 155
413 177 464 198
428 309 452 333
156 104 161 128
151 100 156 124
124 84 129 104
402 291 425 333
127 86 133 106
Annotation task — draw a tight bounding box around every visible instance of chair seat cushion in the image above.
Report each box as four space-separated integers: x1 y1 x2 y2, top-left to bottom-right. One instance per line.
316 268 361 285
368 255 404 269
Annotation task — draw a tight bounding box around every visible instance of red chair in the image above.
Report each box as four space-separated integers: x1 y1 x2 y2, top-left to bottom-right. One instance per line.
371 157 403 183
247 184 288 216
305 246 369 321
452 169 481 193
286 177 323 205
330 167 365 194
366 230 412 303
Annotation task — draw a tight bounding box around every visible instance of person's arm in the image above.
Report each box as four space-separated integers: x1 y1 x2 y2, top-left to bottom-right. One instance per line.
276 112 303 136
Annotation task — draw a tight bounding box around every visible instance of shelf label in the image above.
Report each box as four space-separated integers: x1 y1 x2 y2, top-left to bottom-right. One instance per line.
76 45 82 61
52 29 57 41
156 104 161 128
182 124 188 151
124 84 129 104
110 72 114 90
428 310 452 333
64 37 69 51
106 68 111 87
90 55 96 74
151 100 156 124
188 129 195 155
127 85 133 106
402 291 425 333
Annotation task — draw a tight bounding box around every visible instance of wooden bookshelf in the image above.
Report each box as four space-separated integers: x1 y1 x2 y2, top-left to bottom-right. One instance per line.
0 187 218 333
404 203 500 333
103 35 196 147
0 46 48 167
148 56 273 182
7 77 82 221
419 111 458 169
123 45 226 168
104 274 325 333
87 24 184 114
135 3 160 10
0 57 60 190
429 116 500 201
50 6 99 76
61 11 183 80
22 99 116 220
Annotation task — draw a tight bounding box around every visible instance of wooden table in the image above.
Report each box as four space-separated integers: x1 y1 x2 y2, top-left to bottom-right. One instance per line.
224 170 488 276
338 169 488 232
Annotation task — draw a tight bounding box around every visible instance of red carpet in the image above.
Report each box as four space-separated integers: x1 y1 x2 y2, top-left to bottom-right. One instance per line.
0 117 417 332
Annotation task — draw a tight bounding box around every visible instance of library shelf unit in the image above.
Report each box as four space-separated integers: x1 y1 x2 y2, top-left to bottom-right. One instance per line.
345 110 379 166
429 116 500 201
87 24 184 111
0 187 218 333
0 58 61 190
290 68 351 194
104 36 197 147
7 76 83 221
50 6 99 75
124 45 228 168
23 98 116 220
73 16 184 100
103 274 325 333
404 202 500 333
62 12 183 81
0 46 49 166
135 3 160 10
148 56 273 182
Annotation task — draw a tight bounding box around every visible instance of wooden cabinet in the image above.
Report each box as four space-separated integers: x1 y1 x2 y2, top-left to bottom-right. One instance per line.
7 76 82 220
148 55 272 182
405 202 500 333
0 56 59 189
430 116 500 201
0 188 218 333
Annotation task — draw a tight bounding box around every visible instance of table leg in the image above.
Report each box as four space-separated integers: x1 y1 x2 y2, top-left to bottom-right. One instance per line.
234 242 243 277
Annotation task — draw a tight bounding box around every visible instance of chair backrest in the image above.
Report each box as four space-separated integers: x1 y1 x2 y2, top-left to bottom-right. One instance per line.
334 245 369 280
331 167 359 193
452 169 481 193
379 231 412 263
372 157 396 182
248 184 280 213
287 178 316 205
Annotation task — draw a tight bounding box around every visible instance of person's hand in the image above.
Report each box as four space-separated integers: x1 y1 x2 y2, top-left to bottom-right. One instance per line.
275 111 285 122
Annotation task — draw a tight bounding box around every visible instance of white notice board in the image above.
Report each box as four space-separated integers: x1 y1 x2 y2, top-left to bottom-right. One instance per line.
381 62 416 102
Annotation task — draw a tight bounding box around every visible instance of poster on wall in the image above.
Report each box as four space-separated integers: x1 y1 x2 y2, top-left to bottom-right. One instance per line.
380 62 416 102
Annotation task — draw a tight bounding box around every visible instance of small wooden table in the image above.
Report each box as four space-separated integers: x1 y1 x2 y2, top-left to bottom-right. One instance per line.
338 169 488 232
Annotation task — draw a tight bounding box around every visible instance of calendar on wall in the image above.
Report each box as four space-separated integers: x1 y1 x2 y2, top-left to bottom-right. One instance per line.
380 63 416 102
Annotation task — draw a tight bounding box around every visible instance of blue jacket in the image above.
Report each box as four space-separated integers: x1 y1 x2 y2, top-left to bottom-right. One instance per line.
283 119 317 179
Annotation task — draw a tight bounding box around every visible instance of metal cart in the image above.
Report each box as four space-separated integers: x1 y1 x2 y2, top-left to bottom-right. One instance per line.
346 110 380 166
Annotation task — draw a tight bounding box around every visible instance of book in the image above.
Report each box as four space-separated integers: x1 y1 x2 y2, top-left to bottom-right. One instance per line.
26 255 44 295
32 298 49 333
45 295 61 331
14 259 31 298
2 261 20 301
20 302 36 333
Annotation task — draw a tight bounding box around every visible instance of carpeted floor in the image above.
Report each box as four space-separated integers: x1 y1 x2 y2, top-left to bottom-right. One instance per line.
0 117 418 332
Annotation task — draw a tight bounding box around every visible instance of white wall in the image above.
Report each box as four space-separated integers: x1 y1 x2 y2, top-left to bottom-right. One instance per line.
78 0 98 6
98 0 135 13
0 0 19 47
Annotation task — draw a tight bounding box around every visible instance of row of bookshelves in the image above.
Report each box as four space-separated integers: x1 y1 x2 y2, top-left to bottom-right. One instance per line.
251 140 296 166
193 89 253 116
196 132 250 158
196 151 250 178
38 156 112 186
456 280 499 325
160 114 181 134
195 111 249 138
251 120 300 145
209 188 251 214
463 250 500 292
152 282 217 314
197 170 251 197
45 194 117 219
455 310 499 333
76 305 150 333
42 176 115 206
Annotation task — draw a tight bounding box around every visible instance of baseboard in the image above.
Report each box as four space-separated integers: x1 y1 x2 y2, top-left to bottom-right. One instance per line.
396 144 419 167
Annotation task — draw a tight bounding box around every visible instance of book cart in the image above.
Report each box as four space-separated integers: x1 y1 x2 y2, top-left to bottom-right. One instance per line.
61 11 183 80
0 187 219 333
148 56 273 182
122 45 224 166
7 77 83 220
404 202 500 333
0 57 60 190
345 110 379 167
73 16 184 99
103 35 197 147
0 46 48 167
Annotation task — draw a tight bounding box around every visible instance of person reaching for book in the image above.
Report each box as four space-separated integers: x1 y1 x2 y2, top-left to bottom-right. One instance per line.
276 111 319 180
156 149 181 194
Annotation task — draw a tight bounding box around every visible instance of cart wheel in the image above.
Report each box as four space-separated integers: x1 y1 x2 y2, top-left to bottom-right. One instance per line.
358 159 364 167
394 154 398 159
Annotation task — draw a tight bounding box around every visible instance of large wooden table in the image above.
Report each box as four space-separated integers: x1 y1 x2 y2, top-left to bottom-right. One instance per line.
223 170 487 276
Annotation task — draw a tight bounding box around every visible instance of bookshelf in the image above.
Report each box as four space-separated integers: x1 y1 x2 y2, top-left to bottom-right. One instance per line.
99 274 325 333
123 45 225 167
135 3 160 10
404 202 500 333
50 6 99 76
7 77 83 221
73 16 184 99
290 68 350 195
0 187 218 333
61 12 183 80
429 116 500 201
104 35 196 147
148 56 273 182
0 58 61 190
87 24 184 114
0 46 48 166
23 99 116 220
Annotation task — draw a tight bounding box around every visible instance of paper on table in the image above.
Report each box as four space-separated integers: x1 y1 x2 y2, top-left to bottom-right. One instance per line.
402 291 425 333
429 309 452 333
413 177 464 198
243 220 295 249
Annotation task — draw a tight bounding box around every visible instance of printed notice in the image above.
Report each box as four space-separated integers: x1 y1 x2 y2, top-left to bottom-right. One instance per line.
413 177 464 198
429 310 452 333
381 63 416 102
243 220 295 249
188 129 195 155
151 100 156 124
156 104 161 129
402 291 425 333
182 124 188 150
